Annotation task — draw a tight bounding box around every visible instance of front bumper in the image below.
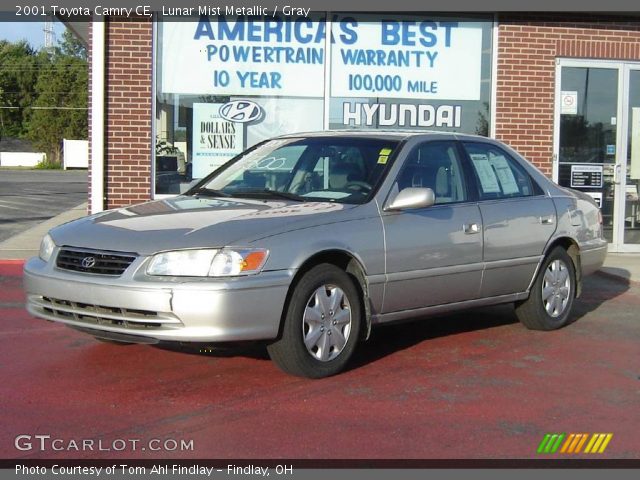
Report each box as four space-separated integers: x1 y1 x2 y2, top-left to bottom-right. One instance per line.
23 256 293 343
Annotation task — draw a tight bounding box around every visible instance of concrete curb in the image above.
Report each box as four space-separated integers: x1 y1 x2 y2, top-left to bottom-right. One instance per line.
0 203 87 260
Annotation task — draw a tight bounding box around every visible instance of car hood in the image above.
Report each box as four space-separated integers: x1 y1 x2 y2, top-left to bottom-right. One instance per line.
49 196 358 255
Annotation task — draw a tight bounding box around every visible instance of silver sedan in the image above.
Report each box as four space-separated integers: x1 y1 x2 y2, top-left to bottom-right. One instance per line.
24 132 607 378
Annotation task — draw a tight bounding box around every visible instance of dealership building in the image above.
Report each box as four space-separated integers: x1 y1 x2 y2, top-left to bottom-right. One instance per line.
64 11 640 252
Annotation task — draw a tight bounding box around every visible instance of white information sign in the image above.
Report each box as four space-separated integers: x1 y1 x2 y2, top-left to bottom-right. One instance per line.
489 154 519 195
561 91 578 115
330 15 483 100
192 103 244 178
570 164 604 189
585 191 603 208
469 154 500 193
161 16 325 97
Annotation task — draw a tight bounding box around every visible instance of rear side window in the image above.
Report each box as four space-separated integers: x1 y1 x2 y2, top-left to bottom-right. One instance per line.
396 141 467 204
463 142 538 200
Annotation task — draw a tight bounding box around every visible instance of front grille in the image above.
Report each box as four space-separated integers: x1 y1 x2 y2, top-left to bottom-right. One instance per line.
56 248 137 276
30 296 181 330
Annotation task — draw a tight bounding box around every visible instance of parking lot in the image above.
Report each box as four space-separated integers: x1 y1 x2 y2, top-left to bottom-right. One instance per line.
2 260 639 460
0 170 87 242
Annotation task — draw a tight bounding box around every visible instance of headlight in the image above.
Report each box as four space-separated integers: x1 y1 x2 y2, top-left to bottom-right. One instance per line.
146 248 269 277
39 234 56 262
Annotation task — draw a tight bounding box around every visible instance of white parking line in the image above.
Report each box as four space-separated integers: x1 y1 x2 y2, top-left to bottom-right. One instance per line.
0 200 26 211
0 197 46 208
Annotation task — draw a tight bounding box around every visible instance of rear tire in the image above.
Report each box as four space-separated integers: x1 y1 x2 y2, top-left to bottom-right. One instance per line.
267 264 362 378
515 246 576 331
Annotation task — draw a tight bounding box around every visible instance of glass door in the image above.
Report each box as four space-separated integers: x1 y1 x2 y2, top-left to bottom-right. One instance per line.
555 61 620 244
555 60 640 252
622 66 640 249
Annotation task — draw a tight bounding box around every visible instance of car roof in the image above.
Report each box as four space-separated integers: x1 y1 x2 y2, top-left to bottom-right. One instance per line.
275 129 491 142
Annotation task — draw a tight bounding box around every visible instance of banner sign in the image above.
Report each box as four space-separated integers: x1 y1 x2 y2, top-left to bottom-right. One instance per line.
330 15 483 100
161 15 484 101
161 16 326 97
192 103 244 178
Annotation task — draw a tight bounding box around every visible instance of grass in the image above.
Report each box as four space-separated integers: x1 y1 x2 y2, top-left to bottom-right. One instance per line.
34 160 63 170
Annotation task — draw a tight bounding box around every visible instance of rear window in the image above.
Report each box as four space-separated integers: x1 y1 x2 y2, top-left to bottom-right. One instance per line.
463 142 539 200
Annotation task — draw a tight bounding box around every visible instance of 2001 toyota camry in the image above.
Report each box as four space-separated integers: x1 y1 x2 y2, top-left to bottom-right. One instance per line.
24 131 607 378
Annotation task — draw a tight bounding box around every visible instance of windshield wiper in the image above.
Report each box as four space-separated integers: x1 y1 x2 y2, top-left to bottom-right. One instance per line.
235 189 307 202
189 187 232 198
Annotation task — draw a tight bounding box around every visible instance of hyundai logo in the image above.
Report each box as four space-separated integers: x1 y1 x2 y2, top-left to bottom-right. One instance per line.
81 256 96 269
219 100 263 123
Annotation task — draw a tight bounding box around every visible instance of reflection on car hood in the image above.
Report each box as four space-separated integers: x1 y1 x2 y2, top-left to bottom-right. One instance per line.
49 196 356 255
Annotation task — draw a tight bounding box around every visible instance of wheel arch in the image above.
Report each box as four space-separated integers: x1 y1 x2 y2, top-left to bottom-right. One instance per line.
542 236 583 298
276 249 372 342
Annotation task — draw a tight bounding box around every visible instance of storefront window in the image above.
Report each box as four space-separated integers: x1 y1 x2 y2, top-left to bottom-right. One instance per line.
154 14 493 195
328 14 493 133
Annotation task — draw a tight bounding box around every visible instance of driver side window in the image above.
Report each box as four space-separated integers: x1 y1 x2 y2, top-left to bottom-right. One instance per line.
396 141 467 204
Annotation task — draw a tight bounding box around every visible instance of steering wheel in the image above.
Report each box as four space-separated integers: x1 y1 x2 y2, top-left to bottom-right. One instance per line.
344 181 372 193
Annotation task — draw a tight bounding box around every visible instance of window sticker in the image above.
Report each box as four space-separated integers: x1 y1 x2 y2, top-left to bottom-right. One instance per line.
488 154 519 195
377 148 393 164
469 154 500 193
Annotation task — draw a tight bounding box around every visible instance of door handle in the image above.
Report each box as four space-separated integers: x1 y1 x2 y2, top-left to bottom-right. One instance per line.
540 215 555 225
614 164 621 184
463 223 480 234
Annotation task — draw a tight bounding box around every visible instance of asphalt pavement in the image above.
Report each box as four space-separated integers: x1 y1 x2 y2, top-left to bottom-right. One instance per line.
0 169 87 243
1 263 638 459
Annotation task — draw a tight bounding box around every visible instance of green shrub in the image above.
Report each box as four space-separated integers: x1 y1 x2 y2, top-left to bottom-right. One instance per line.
34 159 62 169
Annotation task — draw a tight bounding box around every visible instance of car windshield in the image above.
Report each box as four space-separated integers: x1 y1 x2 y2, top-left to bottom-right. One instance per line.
190 137 400 204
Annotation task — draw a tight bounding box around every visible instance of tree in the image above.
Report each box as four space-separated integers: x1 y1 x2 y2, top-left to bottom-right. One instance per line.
27 31 88 164
0 40 38 138
58 29 87 60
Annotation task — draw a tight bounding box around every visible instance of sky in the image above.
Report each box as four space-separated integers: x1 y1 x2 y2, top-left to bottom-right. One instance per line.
0 21 67 49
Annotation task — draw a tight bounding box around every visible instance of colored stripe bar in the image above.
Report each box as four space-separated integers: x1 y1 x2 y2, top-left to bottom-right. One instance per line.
590 434 607 453
539 433 613 454
574 433 589 453
550 433 565 453
560 434 575 453
598 434 613 453
537 434 552 454
584 433 599 453
567 434 582 453
544 434 559 453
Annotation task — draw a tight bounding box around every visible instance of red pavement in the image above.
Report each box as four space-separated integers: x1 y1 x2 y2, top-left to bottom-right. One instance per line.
2 261 639 460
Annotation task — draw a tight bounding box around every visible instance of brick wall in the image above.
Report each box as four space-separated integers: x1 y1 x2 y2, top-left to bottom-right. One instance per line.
495 14 640 176
104 18 153 209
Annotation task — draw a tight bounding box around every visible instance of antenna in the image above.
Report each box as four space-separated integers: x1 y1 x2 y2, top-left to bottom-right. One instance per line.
44 15 56 49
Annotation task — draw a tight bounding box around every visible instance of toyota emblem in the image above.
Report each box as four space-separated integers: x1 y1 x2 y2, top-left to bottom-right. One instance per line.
81 256 96 269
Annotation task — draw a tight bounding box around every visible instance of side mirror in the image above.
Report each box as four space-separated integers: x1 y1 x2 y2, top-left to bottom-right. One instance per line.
385 187 435 211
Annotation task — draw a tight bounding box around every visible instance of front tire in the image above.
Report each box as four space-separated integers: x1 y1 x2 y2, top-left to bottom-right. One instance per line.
515 246 577 330
267 264 362 378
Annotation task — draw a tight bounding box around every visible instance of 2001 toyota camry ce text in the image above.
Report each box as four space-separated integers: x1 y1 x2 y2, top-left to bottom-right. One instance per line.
24 132 607 378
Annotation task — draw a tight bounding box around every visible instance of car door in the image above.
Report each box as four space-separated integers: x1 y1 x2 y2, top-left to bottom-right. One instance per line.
461 141 557 297
381 140 483 313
